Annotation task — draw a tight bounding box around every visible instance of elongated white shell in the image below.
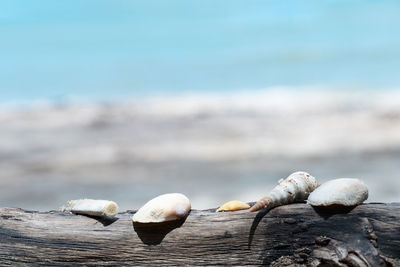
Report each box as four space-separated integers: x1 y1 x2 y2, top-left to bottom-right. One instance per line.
62 199 119 217
307 178 368 206
132 193 191 223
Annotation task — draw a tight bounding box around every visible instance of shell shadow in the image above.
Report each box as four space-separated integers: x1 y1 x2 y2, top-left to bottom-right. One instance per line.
133 215 188 245
311 205 357 219
248 208 272 249
78 214 119 226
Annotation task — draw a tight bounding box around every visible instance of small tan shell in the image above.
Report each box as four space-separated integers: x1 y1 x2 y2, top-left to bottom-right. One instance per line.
217 200 250 212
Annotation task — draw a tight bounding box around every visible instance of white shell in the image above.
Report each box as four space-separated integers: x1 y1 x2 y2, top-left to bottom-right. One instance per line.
307 178 368 207
132 193 191 223
62 199 119 217
249 171 319 212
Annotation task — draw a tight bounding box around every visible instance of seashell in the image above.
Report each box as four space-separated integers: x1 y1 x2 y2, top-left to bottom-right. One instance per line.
307 178 368 207
62 199 119 217
132 193 191 223
249 171 319 212
217 200 250 212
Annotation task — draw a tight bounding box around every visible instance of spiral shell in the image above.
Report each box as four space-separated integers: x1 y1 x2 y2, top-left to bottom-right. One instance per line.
249 171 318 212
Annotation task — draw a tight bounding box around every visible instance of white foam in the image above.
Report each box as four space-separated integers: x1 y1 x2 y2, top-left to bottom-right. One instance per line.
1 88 400 162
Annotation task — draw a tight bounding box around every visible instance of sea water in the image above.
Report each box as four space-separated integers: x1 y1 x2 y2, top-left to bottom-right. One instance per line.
1 0 400 103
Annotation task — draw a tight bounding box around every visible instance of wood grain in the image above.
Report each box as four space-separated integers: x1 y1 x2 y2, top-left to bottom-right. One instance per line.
1 203 399 266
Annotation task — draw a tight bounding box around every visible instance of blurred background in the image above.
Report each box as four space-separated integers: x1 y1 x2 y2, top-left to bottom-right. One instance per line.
1 0 400 211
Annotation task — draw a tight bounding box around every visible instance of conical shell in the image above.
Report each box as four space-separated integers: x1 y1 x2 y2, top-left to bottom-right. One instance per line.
132 193 191 223
249 171 318 212
307 178 368 207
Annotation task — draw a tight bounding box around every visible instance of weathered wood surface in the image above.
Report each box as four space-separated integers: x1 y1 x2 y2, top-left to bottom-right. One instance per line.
0 203 399 266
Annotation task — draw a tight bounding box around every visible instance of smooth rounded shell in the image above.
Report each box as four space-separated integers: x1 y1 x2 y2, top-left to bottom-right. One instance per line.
307 178 368 206
217 200 250 212
132 193 191 223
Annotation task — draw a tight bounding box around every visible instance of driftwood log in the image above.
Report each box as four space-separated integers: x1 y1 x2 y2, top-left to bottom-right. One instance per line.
0 203 399 266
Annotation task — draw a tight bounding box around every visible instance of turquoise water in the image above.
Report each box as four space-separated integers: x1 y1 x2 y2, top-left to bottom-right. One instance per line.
1 0 400 102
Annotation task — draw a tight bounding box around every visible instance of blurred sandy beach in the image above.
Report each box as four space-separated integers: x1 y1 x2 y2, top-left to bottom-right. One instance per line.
1 89 399 211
